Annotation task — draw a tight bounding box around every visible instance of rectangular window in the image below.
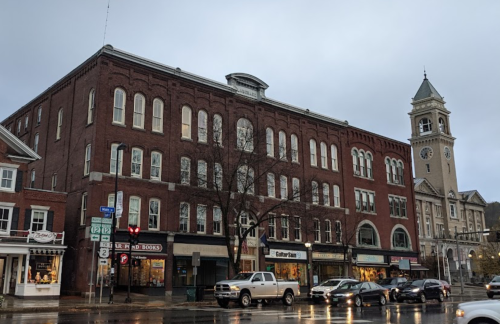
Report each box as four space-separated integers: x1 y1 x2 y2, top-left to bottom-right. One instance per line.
180 157 190 185
268 214 276 239
320 142 327 168
294 216 301 241
56 109 63 140
197 205 206 233
80 193 87 225
214 163 223 190
426 218 431 237
267 173 275 197
110 144 123 175
426 163 430 173
149 199 160 230
84 144 91 176
331 145 338 170
389 197 394 216
325 220 331 243
0 207 12 234
213 206 222 235
133 94 145 129
128 197 140 226
292 178 300 202
197 160 207 188
113 89 125 124
291 135 298 162
181 106 192 139
314 219 320 242
312 181 319 204
25 115 29 129
198 111 207 143
31 211 46 232
17 120 21 135
0 167 16 192
151 152 162 180
152 99 163 132
335 221 342 243
310 140 317 166
37 106 42 125
450 203 457 218
50 174 57 191
266 128 274 157
355 189 375 213
213 115 222 145
322 183 330 206
280 175 287 199
333 185 340 207
131 148 143 177
279 131 286 160
281 216 288 240
179 202 189 232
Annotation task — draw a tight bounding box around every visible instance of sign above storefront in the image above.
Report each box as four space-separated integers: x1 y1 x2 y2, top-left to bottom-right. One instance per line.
357 254 384 263
100 242 163 252
312 252 344 260
390 256 418 263
267 249 307 260
30 230 56 243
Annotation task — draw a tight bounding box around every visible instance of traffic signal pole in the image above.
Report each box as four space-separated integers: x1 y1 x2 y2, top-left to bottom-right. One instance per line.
125 239 133 303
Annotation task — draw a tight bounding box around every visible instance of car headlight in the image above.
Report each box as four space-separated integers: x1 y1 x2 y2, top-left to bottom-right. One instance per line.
411 288 420 293
230 285 240 291
486 284 490 290
395 288 399 292
326 292 331 297
343 292 354 297
456 309 465 317
214 285 216 290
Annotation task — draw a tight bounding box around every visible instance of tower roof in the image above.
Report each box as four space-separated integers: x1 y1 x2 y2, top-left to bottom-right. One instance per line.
413 74 443 101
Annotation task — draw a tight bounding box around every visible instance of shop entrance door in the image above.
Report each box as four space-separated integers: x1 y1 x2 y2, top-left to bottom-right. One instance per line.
9 257 18 295
0 257 5 294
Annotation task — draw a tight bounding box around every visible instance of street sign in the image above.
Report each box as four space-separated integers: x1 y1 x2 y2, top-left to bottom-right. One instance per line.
90 234 100 242
120 253 128 265
99 247 110 258
90 224 101 235
99 258 108 265
100 206 115 213
101 235 110 242
101 218 113 224
104 213 111 218
192 252 201 267
90 217 113 242
101 224 112 235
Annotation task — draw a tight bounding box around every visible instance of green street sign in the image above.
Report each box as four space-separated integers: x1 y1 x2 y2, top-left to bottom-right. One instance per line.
90 234 100 242
101 235 110 242
90 224 101 234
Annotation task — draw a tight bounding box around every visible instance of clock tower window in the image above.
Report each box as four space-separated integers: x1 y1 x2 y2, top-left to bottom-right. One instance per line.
419 118 432 135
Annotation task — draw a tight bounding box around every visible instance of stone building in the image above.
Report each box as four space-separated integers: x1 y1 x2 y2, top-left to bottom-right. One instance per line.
2 45 419 296
409 74 487 282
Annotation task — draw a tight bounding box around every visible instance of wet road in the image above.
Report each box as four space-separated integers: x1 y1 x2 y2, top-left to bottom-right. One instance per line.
0 300 463 324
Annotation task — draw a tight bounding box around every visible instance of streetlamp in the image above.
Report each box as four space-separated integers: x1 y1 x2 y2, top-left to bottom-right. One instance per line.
305 242 312 294
431 249 441 280
108 143 126 304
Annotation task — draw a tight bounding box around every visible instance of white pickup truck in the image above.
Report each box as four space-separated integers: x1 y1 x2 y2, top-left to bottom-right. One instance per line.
456 300 500 324
214 271 300 308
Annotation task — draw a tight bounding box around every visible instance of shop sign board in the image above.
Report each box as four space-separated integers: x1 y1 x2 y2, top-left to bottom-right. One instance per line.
312 252 344 260
30 230 57 243
267 249 307 260
100 242 163 252
390 256 418 263
357 254 384 263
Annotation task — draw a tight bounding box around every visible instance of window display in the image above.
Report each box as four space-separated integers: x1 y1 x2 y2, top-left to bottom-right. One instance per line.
118 258 165 287
352 266 386 282
265 262 307 286
27 255 60 284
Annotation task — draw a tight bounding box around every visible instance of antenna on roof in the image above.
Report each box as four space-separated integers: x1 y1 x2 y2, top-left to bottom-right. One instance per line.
423 66 427 80
102 0 111 46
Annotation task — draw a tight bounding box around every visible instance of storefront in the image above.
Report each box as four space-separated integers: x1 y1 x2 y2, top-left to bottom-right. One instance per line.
312 251 345 284
264 248 308 287
352 253 389 282
0 230 66 298
389 255 427 278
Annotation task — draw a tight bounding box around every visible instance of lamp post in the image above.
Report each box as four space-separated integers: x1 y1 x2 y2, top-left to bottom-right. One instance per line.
305 242 312 295
108 143 126 304
431 249 441 280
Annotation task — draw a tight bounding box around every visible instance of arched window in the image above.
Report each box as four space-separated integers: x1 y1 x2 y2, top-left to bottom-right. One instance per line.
198 110 208 142
359 151 365 176
181 106 192 139
214 163 223 190
266 128 274 157
152 98 163 132
279 131 286 160
333 185 340 207
366 153 373 179
213 114 222 144
37 106 42 125
237 165 254 194
385 158 392 182
113 88 125 124
391 160 397 183
84 144 91 176
322 183 330 206
311 181 319 204
128 196 141 227
397 161 404 184
151 151 162 180
291 134 299 162
56 108 63 140
33 133 39 153
419 118 432 135
320 142 327 169
197 160 207 188
352 149 359 175
358 223 377 246
280 175 288 199
439 118 446 133
267 173 275 197
180 157 191 185
331 144 338 171
236 118 253 151
392 228 410 249
133 94 145 129
88 89 95 124
310 139 317 166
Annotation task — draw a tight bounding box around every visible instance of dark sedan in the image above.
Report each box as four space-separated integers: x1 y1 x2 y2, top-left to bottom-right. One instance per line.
397 279 444 303
377 277 407 301
330 281 390 307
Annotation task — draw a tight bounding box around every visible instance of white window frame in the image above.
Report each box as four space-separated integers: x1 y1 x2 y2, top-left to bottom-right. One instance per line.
150 151 162 181
294 216 301 241
33 133 39 154
181 106 192 139
320 142 327 169
84 144 91 176
152 98 163 133
198 110 208 143
213 206 222 235
197 205 206 234
236 118 253 152
355 188 376 213
56 108 63 140
333 185 340 207
358 223 377 246
314 219 321 243
281 215 289 241
310 139 317 166
352 149 359 174
280 175 288 200
80 192 87 225
292 177 300 202
113 88 126 125
213 114 223 145
37 106 42 125
131 148 143 178
312 181 319 204
180 157 191 185
268 214 276 239
419 118 432 135
0 205 13 235
267 173 275 198
148 198 160 230
31 210 47 232
25 115 29 130
133 94 145 129
325 220 331 243
214 163 223 190
30 169 35 188
291 134 299 162
88 89 95 125
51 173 57 191
128 196 141 227
322 183 330 206
110 143 124 175
330 144 338 171
278 131 286 160
366 153 373 179
179 202 189 232
450 203 457 219
393 228 409 249
197 160 207 188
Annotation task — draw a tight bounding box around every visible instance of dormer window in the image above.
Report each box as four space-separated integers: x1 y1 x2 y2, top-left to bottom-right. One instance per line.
419 118 432 135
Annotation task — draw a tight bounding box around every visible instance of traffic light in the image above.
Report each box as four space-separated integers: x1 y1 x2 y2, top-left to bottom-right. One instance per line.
128 225 140 245
496 231 500 242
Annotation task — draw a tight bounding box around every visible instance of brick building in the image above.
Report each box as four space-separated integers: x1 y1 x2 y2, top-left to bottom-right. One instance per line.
2 45 419 296
0 125 67 298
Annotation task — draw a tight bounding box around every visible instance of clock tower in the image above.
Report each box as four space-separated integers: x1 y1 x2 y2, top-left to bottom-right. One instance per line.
409 73 459 214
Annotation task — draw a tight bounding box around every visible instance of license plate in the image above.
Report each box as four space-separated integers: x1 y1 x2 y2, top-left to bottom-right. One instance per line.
400 294 406 297
218 296 224 299
332 298 338 302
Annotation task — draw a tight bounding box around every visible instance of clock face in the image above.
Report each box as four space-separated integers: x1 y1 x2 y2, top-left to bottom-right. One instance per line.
444 146 451 160
420 147 434 160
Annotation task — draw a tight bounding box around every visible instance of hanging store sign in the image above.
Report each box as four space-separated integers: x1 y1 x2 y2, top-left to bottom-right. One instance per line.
30 230 57 243
267 249 307 260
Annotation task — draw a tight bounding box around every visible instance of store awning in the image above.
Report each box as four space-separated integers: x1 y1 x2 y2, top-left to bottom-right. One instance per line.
410 264 429 271
356 262 390 268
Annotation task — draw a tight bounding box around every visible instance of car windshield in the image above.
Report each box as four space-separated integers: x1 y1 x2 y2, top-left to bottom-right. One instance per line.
378 278 395 285
491 276 500 283
232 273 254 280
338 282 358 290
349 282 364 290
403 280 424 288
319 279 341 287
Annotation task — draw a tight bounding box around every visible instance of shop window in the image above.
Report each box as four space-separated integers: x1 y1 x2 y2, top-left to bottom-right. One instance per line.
28 254 60 284
119 258 165 287
266 262 307 286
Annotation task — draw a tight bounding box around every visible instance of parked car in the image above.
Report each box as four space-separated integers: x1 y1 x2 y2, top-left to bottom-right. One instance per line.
310 278 358 303
456 300 500 324
214 271 300 308
440 280 451 298
330 281 389 307
396 279 444 303
486 276 500 299
377 277 407 301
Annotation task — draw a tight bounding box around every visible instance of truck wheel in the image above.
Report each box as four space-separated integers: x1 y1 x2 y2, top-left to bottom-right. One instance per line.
282 291 294 306
217 299 229 308
239 292 252 308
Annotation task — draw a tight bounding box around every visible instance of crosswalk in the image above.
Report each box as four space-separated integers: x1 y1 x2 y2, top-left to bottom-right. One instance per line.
187 308 373 322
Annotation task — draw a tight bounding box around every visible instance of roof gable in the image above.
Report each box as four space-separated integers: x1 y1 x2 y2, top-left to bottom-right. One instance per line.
460 190 487 206
0 124 41 162
414 178 441 196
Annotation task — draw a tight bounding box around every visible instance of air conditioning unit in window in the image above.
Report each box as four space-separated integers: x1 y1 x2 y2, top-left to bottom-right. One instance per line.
354 171 360 176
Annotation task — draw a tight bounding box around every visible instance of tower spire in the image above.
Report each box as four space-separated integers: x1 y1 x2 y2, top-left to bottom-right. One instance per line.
424 66 427 80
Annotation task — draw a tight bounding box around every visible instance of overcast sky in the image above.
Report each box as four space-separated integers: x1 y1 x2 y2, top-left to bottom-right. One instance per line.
1 1 498 203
